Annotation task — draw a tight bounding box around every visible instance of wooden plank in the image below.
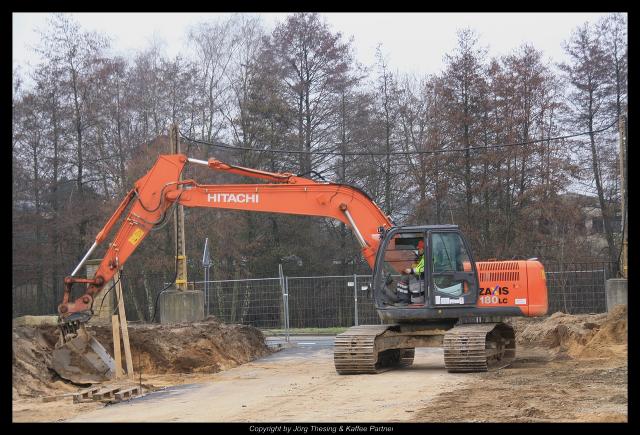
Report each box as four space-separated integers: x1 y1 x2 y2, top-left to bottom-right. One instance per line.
41 393 74 403
111 314 123 379
115 272 134 379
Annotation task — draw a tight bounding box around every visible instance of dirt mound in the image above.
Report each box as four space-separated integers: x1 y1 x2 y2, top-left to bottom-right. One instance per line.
90 317 272 374
510 305 627 359
12 327 77 400
12 317 272 400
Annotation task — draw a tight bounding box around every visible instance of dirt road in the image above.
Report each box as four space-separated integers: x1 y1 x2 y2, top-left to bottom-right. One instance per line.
62 343 626 423
65 346 468 422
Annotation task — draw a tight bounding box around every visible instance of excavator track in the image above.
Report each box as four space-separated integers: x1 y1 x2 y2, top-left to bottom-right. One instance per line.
334 325 414 374
443 322 515 373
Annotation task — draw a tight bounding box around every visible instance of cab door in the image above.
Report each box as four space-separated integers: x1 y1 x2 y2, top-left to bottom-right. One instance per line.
427 230 479 306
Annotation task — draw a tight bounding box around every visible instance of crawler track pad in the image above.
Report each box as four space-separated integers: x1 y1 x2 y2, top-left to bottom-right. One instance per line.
443 323 516 373
334 325 414 374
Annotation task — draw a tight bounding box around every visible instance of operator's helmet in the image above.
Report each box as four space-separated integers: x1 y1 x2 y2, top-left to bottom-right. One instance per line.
417 240 424 250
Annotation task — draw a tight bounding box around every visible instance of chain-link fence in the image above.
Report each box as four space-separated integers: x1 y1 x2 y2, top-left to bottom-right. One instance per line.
198 277 283 329
191 262 618 331
544 262 617 314
13 262 619 326
190 274 380 330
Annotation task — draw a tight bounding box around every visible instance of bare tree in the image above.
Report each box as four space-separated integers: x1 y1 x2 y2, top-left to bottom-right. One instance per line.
396 73 432 223
560 22 619 264
188 16 239 142
13 92 47 312
264 13 354 175
35 13 110 255
373 46 404 217
597 13 628 121
441 29 488 231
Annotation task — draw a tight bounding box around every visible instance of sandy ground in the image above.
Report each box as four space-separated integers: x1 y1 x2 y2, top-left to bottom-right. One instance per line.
21 344 625 423
57 347 478 423
413 347 627 422
12 307 627 423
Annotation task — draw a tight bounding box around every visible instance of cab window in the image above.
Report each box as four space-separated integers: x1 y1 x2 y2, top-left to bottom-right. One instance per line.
431 232 471 297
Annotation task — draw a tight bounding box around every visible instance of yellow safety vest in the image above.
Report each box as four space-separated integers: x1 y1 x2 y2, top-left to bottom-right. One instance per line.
412 255 424 276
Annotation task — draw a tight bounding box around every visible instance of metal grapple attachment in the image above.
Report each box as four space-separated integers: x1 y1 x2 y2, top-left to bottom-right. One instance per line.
52 314 115 384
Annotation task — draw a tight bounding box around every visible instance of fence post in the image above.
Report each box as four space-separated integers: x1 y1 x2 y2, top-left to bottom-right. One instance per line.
204 268 209 317
285 276 290 343
353 274 358 326
202 237 211 317
278 264 289 342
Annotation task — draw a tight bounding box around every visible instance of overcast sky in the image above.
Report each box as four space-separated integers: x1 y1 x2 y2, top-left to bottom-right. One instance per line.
13 12 614 82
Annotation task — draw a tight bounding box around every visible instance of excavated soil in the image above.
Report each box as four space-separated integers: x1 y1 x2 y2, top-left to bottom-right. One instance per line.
509 304 628 359
12 316 271 402
12 325 78 400
413 305 628 422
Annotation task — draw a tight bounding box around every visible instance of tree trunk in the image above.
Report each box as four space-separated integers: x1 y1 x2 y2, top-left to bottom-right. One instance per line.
70 66 87 254
588 126 617 263
463 90 472 225
298 92 305 173
50 90 61 313
304 82 313 174
32 133 44 316
116 81 127 192
143 271 154 321
383 78 392 216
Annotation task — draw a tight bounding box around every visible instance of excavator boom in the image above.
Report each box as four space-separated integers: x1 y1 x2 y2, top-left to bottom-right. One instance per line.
60 154 393 319
55 154 393 382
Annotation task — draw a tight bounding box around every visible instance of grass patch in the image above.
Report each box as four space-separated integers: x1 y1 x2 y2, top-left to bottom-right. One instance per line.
261 327 349 335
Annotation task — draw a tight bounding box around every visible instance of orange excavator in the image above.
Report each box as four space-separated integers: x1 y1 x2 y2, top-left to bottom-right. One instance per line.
54 153 548 382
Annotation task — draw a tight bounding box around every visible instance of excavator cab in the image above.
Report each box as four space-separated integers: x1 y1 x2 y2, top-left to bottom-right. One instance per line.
374 225 480 312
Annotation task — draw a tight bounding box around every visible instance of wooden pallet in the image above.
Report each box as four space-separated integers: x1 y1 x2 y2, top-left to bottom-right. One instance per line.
114 386 143 401
67 381 146 404
72 386 102 403
92 385 123 401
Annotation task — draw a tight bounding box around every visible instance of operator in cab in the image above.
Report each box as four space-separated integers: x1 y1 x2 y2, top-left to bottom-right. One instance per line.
398 239 426 304
404 239 425 278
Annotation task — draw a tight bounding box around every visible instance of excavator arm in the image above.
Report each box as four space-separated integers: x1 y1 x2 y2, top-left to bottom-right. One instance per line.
60 154 393 320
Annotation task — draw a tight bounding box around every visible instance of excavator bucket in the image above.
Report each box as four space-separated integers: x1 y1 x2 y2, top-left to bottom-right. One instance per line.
51 326 115 384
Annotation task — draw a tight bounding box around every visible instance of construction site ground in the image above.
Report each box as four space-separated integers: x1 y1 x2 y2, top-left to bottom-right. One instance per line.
12 306 627 423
